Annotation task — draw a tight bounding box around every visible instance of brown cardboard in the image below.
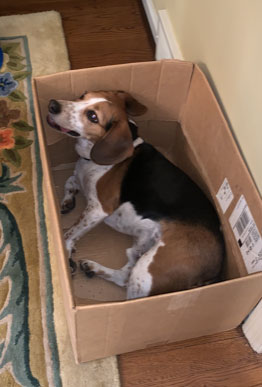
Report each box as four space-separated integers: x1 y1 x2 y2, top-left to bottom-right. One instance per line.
32 60 262 363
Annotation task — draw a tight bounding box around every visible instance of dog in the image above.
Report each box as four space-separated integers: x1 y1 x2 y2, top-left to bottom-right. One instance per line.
47 90 224 299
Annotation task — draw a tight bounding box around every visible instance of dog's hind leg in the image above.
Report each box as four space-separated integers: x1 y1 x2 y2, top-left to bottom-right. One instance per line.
79 240 149 287
61 175 80 214
104 202 162 257
80 257 134 287
127 240 164 299
80 202 162 288
80 238 162 292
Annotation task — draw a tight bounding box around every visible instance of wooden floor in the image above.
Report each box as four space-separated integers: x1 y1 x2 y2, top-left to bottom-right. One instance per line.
0 0 155 68
1 1 261 386
119 328 262 387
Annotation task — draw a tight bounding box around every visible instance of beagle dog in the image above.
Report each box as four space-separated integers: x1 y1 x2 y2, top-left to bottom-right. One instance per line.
47 90 224 299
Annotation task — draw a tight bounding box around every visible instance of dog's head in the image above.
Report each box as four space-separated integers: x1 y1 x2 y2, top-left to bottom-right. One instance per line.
46 90 147 165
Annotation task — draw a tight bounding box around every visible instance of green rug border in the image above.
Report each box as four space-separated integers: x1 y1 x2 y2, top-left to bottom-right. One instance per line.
1 35 62 387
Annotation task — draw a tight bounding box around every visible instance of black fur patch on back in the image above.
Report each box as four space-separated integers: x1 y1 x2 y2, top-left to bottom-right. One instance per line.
120 143 220 232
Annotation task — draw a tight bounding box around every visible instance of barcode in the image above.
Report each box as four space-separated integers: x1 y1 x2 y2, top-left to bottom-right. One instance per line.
235 209 250 236
245 235 253 247
229 195 262 273
251 226 260 243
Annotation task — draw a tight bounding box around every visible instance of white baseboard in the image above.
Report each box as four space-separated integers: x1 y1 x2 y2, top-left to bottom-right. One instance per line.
142 0 183 60
242 299 262 353
157 9 183 60
142 0 158 43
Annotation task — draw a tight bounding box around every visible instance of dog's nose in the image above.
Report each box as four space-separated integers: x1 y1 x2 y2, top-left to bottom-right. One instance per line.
48 99 61 114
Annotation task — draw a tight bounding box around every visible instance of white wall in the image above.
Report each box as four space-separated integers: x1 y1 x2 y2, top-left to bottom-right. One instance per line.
153 0 262 194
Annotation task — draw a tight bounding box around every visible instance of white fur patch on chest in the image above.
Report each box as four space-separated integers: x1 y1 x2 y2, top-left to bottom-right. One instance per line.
75 158 112 202
75 138 93 159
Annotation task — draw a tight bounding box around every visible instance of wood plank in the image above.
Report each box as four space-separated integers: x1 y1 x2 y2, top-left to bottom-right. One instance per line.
0 0 155 69
118 328 262 387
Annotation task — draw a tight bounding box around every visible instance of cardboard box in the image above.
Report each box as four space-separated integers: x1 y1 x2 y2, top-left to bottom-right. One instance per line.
32 60 262 363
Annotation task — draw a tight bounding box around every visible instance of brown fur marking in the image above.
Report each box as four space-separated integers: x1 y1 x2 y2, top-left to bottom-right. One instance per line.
149 220 223 296
96 158 132 214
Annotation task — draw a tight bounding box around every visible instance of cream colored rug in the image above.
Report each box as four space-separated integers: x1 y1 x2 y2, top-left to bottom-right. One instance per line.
0 11 70 77
0 11 120 387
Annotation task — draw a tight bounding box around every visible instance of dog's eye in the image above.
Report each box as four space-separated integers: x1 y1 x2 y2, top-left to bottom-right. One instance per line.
87 110 98 123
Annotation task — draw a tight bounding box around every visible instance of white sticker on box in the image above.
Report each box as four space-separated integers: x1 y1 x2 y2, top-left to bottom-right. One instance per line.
229 195 262 273
216 178 234 214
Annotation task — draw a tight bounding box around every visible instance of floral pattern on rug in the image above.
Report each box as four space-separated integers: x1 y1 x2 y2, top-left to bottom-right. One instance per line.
0 37 61 387
0 43 33 168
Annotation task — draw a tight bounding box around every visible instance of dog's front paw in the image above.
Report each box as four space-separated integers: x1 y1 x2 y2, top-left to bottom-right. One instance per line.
80 260 96 278
69 258 77 275
61 196 76 214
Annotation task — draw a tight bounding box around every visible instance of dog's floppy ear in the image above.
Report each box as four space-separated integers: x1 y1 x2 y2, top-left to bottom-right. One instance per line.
90 120 134 165
116 91 147 116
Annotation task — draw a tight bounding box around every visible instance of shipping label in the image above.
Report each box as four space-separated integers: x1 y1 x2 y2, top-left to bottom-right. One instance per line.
229 195 262 273
216 178 234 214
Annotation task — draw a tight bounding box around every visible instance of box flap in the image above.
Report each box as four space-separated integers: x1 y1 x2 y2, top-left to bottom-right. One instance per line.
181 65 262 278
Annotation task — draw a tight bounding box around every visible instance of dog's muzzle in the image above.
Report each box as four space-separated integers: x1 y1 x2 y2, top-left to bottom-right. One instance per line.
47 99 80 137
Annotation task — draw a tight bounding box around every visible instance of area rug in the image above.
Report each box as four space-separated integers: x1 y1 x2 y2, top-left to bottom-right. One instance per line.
0 11 120 387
